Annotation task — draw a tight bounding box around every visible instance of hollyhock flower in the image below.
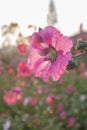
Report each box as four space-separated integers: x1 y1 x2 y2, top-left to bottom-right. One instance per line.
37 87 43 95
11 87 22 101
28 26 73 81
1 113 7 118
66 85 73 94
11 86 22 93
57 103 64 113
45 94 55 105
80 71 87 78
67 117 75 128
20 81 26 87
7 68 14 75
49 109 54 114
75 50 81 55
78 62 86 72
29 97 37 106
17 62 30 77
43 85 49 91
17 43 27 54
3 91 17 105
59 111 67 120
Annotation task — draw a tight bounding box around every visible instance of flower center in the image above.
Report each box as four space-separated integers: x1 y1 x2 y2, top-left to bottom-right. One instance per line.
41 47 57 60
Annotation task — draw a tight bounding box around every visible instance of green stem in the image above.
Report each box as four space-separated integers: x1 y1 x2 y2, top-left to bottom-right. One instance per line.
72 51 87 58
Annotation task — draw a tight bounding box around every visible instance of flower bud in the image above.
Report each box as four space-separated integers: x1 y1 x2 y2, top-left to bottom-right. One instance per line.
67 59 78 70
76 39 87 50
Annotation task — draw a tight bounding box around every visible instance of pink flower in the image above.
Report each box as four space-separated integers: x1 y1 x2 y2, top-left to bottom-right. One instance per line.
59 111 67 120
57 103 64 113
20 81 26 87
11 86 22 93
45 94 54 105
3 91 17 105
66 85 73 94
28 26 73 81
17 62 30 77
17 43 27 54
67 117 75 128
78 62 86 72
37 87 43 95
8 68 14 75
80 71 87 78
1 113 7 118
29 97 37 106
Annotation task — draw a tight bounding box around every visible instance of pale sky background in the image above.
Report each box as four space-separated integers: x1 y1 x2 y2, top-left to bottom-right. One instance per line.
0 0 87 36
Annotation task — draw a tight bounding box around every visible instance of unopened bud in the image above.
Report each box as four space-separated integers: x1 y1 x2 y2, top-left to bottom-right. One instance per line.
76 39 87 50
67 59 78 70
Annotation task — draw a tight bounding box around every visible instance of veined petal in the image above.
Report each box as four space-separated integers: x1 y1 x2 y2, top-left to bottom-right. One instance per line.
28 33 46 50
56 35 73 55
28 48 44 70
51 51 71 81
39 26 61 48
34 60 52 81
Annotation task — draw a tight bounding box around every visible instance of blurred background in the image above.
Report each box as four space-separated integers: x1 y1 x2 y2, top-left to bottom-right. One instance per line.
0 0 87 130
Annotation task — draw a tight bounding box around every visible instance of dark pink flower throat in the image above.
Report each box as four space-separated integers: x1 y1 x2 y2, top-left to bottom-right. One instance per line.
41 47 57 60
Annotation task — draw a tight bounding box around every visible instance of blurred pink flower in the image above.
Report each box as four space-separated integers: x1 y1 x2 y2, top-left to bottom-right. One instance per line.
11 86 22 93
59 111 67 120
7 68 14 75
17 43 27 54
45 94 54 105
17 62 30 77
28 26 73 81
43 85 49 91
66 85 73 94
1 113 7 118
75 50 81 55
37 87 43 95
20 81 26 87
80 71 87 78
78 62 86 72
3 91 17 105
57 103 64 113
49 109 54 114
29 97 37 106
11 87 22 101
67 117 75 128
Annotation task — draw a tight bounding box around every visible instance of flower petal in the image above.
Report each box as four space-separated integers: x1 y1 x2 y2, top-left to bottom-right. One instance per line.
39 26 61 48
34 60 52 81
28 48 44 71
51 51 71 81
28 33 44 50
56 35 73 55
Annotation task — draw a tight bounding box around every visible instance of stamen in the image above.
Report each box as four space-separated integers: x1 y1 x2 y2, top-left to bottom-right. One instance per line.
40 47 57 60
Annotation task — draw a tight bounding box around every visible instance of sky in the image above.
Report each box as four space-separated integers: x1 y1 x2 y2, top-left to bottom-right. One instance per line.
0 0 87 36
